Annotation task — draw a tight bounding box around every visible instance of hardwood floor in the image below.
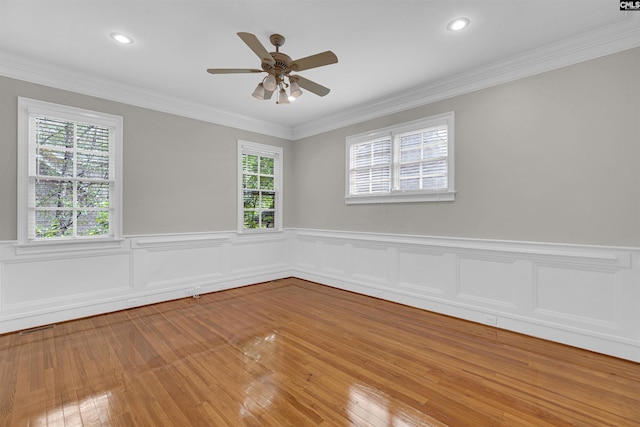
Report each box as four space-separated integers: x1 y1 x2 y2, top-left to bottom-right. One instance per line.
0 278 638 426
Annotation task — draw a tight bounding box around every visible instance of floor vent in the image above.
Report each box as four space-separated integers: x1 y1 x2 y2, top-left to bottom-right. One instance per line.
19 325 55 335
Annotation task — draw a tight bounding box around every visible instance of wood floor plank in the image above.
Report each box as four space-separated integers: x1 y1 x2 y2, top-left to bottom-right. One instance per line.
0 277 638 426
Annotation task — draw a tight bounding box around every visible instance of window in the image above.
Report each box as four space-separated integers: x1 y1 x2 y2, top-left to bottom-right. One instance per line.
237 140 283 232
17 98 123 245
345 112 455 204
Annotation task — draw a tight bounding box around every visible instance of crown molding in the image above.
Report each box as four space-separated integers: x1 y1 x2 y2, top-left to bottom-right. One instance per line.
291 13 640 140
0 52 294 140
1 14 638 141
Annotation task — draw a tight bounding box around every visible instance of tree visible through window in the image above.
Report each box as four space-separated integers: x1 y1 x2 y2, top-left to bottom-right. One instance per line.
242 153 275 229
18 98 123 244
34 117 112 238
238 140 282 232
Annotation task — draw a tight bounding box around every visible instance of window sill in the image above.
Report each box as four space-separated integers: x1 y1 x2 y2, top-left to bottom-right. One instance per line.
237 228 283 235
345 191 456 205
15 238 125 255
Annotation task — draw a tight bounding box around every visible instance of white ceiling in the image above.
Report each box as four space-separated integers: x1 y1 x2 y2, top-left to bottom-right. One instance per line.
1 1 639 139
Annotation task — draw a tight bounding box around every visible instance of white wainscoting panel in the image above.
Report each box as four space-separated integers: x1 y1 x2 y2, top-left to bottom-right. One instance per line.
458 257 523 309
1 229 638 362
3 252 132 306
133 235 227 290
535 265 618 326
288 229 640 362
396 248 452 297
231 233 289 278
352 244 389 285
320 240 349 276
0 232 290 334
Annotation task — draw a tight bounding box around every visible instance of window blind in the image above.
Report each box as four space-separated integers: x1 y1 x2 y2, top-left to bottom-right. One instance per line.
349 137 392 195
29 116 114 239
345 112 455 204
396 124 448 191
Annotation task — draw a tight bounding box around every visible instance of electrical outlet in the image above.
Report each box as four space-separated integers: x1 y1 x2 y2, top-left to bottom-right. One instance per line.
484 315 498 325
193 286 201 299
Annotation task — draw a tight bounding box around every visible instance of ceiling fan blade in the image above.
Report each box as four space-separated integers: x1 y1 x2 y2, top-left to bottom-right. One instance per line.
207 68 263 74
289 51 338 72
294 75 331 97
237 32 275 65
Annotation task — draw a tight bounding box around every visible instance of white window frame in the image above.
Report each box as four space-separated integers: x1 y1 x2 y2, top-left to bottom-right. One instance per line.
345 112 455 204
17 97 123 248
237 140 283 233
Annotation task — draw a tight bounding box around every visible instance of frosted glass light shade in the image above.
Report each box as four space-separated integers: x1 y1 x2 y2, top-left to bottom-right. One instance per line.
277 88 289 104
289 79 302 98
252 83 266 100
264 74 277 91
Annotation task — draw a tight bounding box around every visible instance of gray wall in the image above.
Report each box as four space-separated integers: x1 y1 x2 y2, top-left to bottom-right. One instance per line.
289 48 640 247
0 77 293 239
1 48 638 246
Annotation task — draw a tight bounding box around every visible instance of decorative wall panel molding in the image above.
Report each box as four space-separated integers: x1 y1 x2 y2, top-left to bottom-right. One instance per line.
1 229 638 361
288 229 640 362
0 232 290 335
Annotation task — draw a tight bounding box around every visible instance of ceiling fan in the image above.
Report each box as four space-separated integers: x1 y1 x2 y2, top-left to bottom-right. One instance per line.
207 32 338 104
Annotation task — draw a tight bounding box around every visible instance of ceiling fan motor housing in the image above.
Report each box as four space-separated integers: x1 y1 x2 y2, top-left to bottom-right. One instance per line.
262 52 293 80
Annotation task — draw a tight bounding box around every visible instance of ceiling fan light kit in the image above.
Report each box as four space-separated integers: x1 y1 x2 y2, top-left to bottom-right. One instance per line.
277 88 290 104
251 83 274 100
263 74 278 91
289 77 302 98
207 32 338 104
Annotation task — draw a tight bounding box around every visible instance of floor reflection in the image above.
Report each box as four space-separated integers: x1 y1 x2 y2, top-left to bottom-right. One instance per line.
240 332 278 419
36 391 112 425
242 332 277 362
348 384 427 427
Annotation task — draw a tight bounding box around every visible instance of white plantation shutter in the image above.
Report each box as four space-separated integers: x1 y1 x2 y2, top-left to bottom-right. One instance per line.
345 112 455 204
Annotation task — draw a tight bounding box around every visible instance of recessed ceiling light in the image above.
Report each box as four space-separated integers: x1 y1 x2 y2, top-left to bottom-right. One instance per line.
447 17 470 31
110 32 133 44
